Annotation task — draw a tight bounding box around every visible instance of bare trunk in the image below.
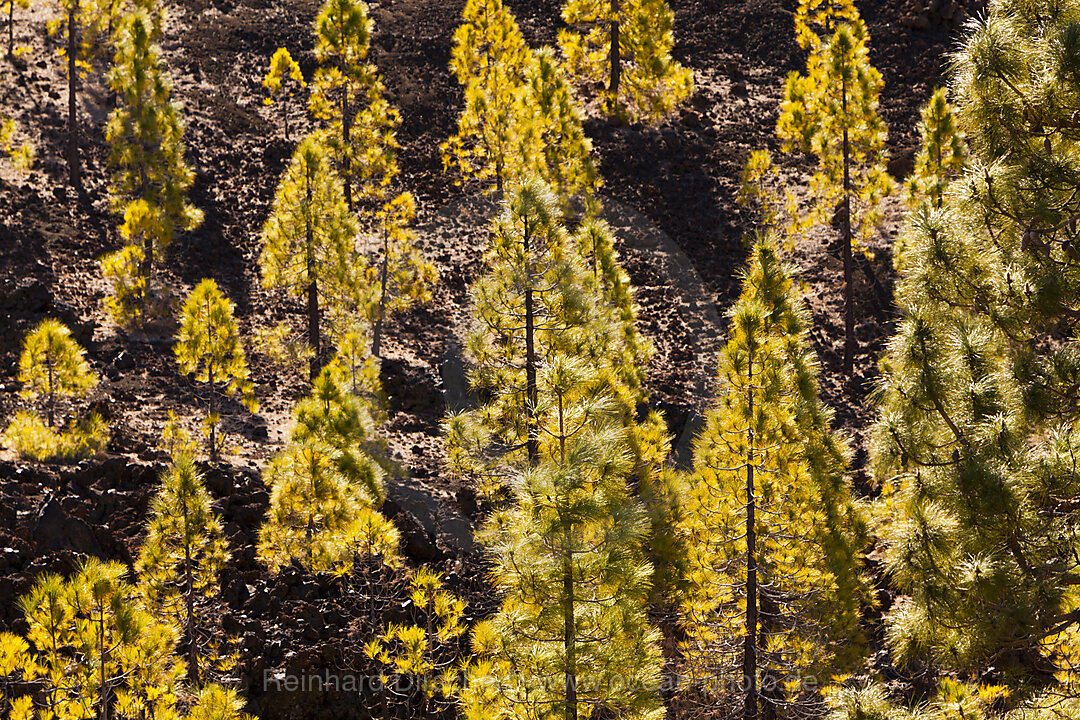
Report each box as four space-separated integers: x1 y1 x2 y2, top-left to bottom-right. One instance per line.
372 227 390 358
608 0 621 104
744 339 757 720
841 76 855 375
7 1 13 59
67 1 80 191
523 214 539 465
305 168 320 379
563 550 578 720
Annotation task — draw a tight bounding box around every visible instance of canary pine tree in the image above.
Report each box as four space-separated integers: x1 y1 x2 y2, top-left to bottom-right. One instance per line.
777 10 890 374
461 356 664 720
260 135 360 378
2 319 109 461
136 450 230 687
2 559 184 720
443 0 535 196
678 238 868 720
904 87 966 212
361 191 437 358
258 366 398 575
559 0 692 123
263 47 306 142
309 0 399 211
443 0 598 204
104 9 202 323
444 180 649 492
174 279 257 460
871 0 1080 683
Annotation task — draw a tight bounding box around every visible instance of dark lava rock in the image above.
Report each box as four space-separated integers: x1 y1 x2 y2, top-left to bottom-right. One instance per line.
34 496 102 557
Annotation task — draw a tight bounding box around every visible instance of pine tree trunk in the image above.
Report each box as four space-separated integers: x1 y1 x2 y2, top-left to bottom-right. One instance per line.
306 168 320 379
283 95 290 142
523 215 539 465
609 0 621 104
341 91 353 211
98 609 109 720
7 1 13 59
182 492 200 687
372 228 390 358
841 77 855 376
67 2 80 191
563 550 578 720
744 340 757 720
46 357 56 428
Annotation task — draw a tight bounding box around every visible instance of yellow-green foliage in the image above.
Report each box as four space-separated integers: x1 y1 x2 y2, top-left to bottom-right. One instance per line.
0 559 184 720
3 320 108 462
308 0 399 209
905 87 966 211
359 192 438 356
364 567 466 715
136 452 231 686
175 279 257 459
187 684 256 720
259 367 398 575
443 180 653 495
443 0 597 204
777 15 891 246
793 0 860 51
100 242 148 325
327 326 384 404
461 356 664 720
260 135 360 369
257 438 399 575
0 116 34 171
263 47 306 141
251 321 314 378
106 9 202 272
559 0 693 123
677 239 868 706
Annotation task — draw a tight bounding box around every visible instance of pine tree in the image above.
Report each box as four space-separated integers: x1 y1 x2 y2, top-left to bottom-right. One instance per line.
13 319 95 428
677 238 868 720
308 0 399 211
443 0 598 204
777 12 891 374
263 47 306 142
187 684 256 720
3 559 184 720
106 8 202 301
444 180 648 493
904 87 966 212
871 0 1080 679
792 0 860 52
174 279 257 460
258 367 398 575
136 450 230 687
559 0 693 123
461 356 664 720
0 116 34 171
260 134 360 378
360 191 437 357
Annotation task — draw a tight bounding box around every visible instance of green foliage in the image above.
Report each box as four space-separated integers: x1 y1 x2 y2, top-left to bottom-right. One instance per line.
263 47 306 141
136 451 232 686
461 356 664 720
260 134 360 373
0 559 184 720
444 180 653 496
870 0 1080 678
677 238 868 714
187 684 256 720
106 8 202 283
100 241 149 326
443 0 597 204
175 279 257 459
251 321 314 378
308 0 399 210
793 0 860 51
559 0 693 123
